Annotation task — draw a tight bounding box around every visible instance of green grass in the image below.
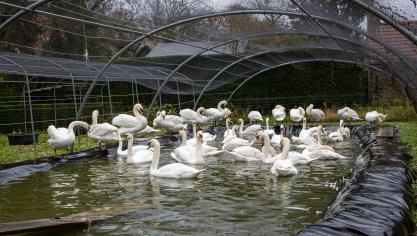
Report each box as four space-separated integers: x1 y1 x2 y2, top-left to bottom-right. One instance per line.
0 133 100 164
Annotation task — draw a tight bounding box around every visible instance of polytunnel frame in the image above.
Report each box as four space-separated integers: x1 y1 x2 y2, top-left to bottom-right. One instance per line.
192 30 410 109
1 1 417 119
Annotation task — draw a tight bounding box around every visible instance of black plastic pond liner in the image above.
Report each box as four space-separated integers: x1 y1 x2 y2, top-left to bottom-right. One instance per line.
298 125 416 236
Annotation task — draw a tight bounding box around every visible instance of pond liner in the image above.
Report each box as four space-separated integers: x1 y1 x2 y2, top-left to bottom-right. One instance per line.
298 125 415 236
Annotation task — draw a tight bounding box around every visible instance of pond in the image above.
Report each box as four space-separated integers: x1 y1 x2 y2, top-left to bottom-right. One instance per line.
0 131 361 235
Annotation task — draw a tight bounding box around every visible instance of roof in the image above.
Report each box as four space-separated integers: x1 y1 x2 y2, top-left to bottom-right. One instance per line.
146 42 235 57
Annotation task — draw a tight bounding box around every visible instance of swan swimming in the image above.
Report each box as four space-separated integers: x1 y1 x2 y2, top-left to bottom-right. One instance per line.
112 104 148 135
148 139 205 179
125 133 153 164
171 131 205 164
271 137 298 177
116 133 148 157
263 117 275 136
47 121 89 153
238 118 262 140
302 126 347 160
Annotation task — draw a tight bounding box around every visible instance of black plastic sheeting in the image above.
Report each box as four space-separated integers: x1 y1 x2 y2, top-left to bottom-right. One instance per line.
298 125 416 236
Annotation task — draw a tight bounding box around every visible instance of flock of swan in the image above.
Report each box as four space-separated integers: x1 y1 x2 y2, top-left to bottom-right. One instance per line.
46 100 387 179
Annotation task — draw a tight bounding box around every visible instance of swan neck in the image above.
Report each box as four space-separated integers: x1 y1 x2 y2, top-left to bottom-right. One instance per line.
150 143 160 171
68 121 87 134
239 121 243 138
266 118 269 130
92 111 98 126
133 104 142 117
317 130 322 145
192 123 197 138
195 138 204 163
302 119 306 130
262 134 271 159
281 138 290 160
181 132 187 146
226 119 230 130
127 135 133 161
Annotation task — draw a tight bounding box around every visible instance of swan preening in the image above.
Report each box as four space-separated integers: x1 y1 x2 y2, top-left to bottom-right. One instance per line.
45 101 373 180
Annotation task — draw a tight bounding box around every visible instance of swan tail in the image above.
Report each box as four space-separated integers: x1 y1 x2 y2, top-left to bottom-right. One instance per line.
170 152 179 162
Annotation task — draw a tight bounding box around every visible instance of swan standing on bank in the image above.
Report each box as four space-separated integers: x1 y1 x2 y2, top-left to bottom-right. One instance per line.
171 131 205 165
272 105 286 124
365 111 387 125
88 110 119 148
290 107 305 124
205 101 231 125
112 104 148 135
148 139 205 179
154 111 185 131
125 133 153 164
248 111 263 124
306 104 325 123
47 121 89 153
179 107 208 124
271 137 298 177
337 107 362 122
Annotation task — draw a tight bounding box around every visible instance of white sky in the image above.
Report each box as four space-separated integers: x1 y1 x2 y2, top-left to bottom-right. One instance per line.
209 0 237 10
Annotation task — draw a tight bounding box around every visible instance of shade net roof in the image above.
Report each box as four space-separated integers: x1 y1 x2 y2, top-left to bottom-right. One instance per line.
0 0 416 117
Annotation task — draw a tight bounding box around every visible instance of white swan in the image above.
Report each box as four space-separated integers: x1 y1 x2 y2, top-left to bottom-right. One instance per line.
272 105 286 124
154 111 185 131
138 125 161 134
112 104 148 135
271 137 298 177
302 126 347 160
116 133 148 157
223 118 235 138
239 118 262 140
328 120 345 142
337 107 362 122
248 111 263 124
179 107 208 124
148 139 205 178
259 132 313 165
365 111 387 125
171 131 205 164
179 128 219 156
290 107 305 124
125 133 153 164
205 101 230 124
222 126 253 151
270 125 282 148
88 110 119 147
292 119 318 147
47 121 89 153
226 143 263 162
263 117 275 136
306 104 325 123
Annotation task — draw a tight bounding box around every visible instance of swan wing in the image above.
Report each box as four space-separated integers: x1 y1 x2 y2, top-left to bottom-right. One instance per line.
112 114 138 128
129 150 154 163
153 163 205 178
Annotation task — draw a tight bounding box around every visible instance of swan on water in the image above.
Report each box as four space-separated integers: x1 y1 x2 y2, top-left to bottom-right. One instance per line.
148 139 205 179
223 118 235 138
116 133 148 157
302 126 347 160
263 117 276 136
271 137 298 177
238 118 262 140
125 133 153 164
171 131 205 164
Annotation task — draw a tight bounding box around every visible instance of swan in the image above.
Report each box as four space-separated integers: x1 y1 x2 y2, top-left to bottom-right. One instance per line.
154 111 185 131
248 111 263 124
272 105 286 124
205 100 230 124
239 118 262 140
337 107 362 122
292 119 318 147
365 111 387 125
223 118 235 138
327 120 345 142
179 107 208 124
222 126 253 151
116 133 148 157
259 132 313 165
112 104 148 135
47 121 89 153
271 137 298 177
302 126 347 160
306 104 325 123
148 139 205 178
187 121 216 143
139 125 161 134
88 110 119 148
263 117 275 136
290 107 305 124
180 127 218 155
226 142 263 162
171 131 205 164
125 133 153 164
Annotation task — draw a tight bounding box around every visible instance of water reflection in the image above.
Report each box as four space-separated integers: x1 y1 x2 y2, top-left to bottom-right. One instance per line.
0 133 361 235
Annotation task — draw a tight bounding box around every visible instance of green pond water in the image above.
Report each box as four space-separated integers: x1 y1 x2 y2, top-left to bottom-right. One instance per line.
0 133 361 235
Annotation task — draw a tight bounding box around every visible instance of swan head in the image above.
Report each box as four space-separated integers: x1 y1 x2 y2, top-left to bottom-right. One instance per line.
197 107 206 116
219 100 227 107
226 117 232 123
123 133 133 141
196 131 204 142
223 108 232 118
280 124 285 135
238 118 244 124
92 110 99 117
148 139 159 149
161 110 167 120
134 104 144 115
178 130 187 139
